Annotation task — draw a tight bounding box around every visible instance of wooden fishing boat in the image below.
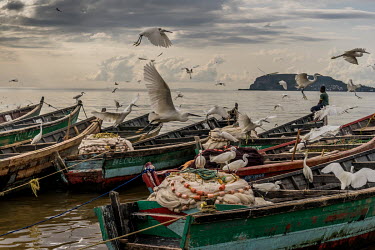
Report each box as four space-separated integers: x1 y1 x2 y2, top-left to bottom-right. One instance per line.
0 102 82 147
94 148 375 249
102 113 163 143
146 113 375 185
0 117 101 195
241 112 325 150
0 97 44 126
62 117 233 191
235 112 375 181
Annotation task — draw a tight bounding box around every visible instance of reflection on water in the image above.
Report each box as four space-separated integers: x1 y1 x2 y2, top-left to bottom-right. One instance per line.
0 88 374 249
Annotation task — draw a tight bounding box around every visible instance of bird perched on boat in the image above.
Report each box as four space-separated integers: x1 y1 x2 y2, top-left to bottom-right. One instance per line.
181 65 199 79
114 100 122 111
195 150 206 169
302 152 313 189
216 131 239 142
174 91 184 100
346 79 362 99
92 94 139 127
215 82 226 86
279 80 287 90
144 63 200 124
112 88 118 93
252 181 282 193
133 27 173 48
223 153 249 172
295 73 321 100
331 48 370 65
205 105 228 119
209 147 237 167
239 113 276 139
9 79 18 83
322 163 375 190
281 94 289 99
31 123 43 144
273 104 284 111
73 92 85 102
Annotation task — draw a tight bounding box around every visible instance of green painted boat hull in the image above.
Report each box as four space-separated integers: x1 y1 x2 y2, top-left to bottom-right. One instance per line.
65 143 197 190
95 194 375 249
0 105 80 146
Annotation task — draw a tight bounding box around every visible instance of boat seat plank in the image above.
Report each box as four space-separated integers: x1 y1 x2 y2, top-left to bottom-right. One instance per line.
353 126 375 132
312 174 340 184
289 122 324 129
352 162 375 171
310 183 341 190
154 136 197 144
306 144 362 150
180 129 210 136
267 130 310 138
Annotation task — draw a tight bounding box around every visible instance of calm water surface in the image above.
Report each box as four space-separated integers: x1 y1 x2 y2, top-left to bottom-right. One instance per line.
0 87 374 249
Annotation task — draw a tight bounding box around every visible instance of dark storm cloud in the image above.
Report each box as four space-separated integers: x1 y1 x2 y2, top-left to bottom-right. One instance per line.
1 0 375 48
2 1 24 11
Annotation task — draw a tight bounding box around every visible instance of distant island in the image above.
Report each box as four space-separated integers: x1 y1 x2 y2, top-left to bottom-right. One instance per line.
239 74 375 92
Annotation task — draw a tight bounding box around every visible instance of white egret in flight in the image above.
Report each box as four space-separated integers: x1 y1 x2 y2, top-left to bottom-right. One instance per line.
346 79 363 99
295 73 321 100
134 27 172 48
331 48 370 65
92 94 139 127
144 63 200 124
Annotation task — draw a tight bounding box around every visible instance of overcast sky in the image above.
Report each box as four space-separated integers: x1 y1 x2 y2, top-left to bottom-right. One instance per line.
0 0 375 88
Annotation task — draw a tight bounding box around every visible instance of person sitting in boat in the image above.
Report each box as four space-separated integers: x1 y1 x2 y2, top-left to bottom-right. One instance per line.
228 103 239 120
310 86 329 112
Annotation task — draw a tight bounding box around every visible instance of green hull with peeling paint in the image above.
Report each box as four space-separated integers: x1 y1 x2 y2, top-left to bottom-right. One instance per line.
95 194 375 249
65 143 197 189
0 105 80 146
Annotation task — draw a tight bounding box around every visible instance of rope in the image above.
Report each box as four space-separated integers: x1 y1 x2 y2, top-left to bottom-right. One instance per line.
0 173 142 238
0 151 109 197
42 101 60 110
81 105 88 118
359 114 375 134
77 202 216 250
180 168 218 180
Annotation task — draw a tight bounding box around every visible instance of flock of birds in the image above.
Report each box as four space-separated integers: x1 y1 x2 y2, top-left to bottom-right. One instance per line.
25 26 373 192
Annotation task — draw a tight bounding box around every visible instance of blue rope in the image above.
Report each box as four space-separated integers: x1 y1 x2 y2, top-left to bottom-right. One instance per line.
0 173 142 238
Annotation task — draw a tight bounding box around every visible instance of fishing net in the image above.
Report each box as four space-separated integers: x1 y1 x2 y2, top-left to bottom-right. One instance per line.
148 169 272 212
78 133 134 154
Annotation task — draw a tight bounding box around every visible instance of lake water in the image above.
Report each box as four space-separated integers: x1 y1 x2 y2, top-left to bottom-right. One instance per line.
0 87 374 249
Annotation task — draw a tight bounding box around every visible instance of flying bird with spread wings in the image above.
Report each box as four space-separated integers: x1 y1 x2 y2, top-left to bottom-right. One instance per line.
295 73 321 100
331 48 370 65
134 28 172 48
181 65 199 79
144 63 200 124
92 94 139 127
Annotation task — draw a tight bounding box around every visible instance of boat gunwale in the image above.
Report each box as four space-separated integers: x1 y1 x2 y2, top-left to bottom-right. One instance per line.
235 136 375 175
0 98 43 126
66 137 208 162
0 103 81 137
0 118 102 169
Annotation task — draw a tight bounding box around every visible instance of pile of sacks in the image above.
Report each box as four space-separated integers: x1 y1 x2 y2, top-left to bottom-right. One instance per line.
147 170 272 212
78 133 134 154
